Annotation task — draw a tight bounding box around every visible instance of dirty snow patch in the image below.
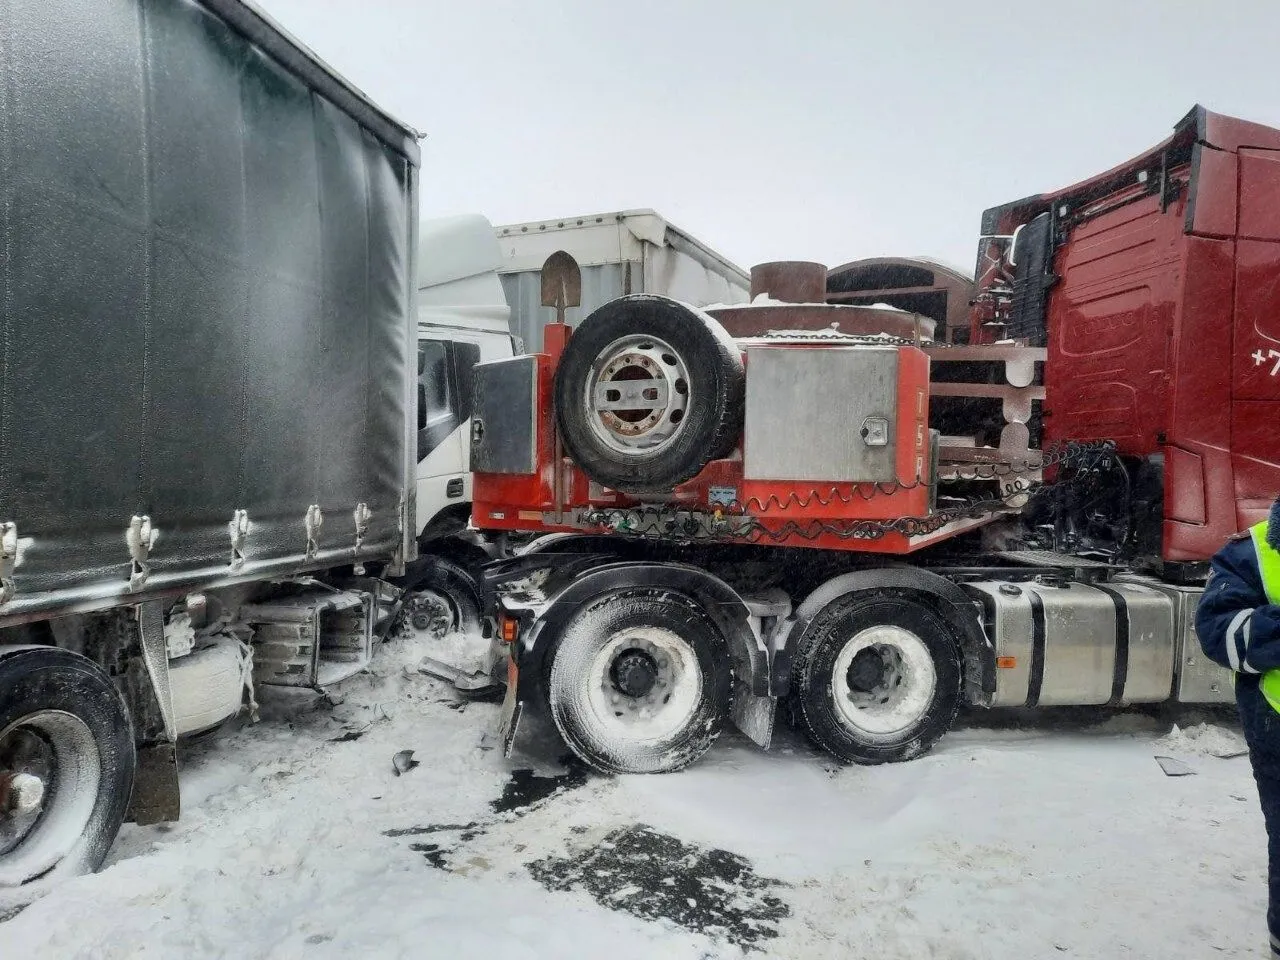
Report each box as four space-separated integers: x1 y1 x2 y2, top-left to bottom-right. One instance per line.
1156 722 1248 759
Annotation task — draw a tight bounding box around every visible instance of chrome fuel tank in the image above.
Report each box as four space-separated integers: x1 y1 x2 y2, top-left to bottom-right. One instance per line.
963 578 1180 707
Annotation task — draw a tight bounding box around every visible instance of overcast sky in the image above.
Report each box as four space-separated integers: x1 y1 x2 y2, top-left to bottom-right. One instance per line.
256 0 1280 276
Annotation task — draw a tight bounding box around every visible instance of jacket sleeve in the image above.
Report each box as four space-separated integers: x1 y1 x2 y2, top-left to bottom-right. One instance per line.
1196 538 1280 673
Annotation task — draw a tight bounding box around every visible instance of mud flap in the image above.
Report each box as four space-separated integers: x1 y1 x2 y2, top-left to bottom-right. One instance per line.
731 681 776 749
502 698 568 765
499 652 570 765
127 742 180 825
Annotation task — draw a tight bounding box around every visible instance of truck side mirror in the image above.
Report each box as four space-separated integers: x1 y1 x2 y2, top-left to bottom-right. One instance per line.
417 382 427 430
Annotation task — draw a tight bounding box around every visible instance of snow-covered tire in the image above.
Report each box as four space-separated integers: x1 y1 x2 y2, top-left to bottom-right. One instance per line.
169 637 245 738
402 555 482 638
790 595 962 765
554 296 744 492
0 645 135 887
547 589 731 774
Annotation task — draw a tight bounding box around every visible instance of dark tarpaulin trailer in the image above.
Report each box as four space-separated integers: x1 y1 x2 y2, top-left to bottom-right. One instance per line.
0 0 421 626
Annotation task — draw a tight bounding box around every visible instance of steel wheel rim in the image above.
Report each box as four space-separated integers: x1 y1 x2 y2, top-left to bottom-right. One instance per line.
0 710 101 885
830 625 937 738
585 626 702 742
583 334 691 455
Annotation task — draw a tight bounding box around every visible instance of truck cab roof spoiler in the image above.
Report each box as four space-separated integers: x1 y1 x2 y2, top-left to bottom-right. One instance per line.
979 105 1280 237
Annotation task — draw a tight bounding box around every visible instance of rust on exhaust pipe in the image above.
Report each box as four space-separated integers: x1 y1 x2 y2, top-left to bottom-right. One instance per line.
749 261 827 304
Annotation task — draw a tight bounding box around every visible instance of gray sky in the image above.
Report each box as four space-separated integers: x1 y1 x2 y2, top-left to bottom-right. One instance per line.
257 0 1280 275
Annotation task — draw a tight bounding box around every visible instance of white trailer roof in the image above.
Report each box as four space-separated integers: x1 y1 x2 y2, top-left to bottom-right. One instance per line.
494 209 749 285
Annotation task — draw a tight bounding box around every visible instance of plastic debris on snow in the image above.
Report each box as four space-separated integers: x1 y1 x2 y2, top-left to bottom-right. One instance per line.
1154 756 1196 777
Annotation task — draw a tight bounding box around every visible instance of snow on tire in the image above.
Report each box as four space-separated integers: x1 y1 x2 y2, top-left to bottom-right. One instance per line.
790 595 962 765
547 589 731 774
0 645 135 888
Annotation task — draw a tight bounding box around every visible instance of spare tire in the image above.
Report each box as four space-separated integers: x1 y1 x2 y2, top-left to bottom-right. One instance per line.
554 296 744 492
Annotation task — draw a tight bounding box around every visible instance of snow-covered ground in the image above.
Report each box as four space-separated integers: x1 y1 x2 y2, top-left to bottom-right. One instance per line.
2 632 1266 959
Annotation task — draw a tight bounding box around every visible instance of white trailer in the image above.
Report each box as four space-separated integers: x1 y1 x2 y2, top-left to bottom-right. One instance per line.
495 210 751 353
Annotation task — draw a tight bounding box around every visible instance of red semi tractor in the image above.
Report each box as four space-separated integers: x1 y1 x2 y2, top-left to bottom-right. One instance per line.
466 105 1279 774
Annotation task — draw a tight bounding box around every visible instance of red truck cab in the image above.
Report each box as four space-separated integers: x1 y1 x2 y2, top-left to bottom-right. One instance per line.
972 105 1280 563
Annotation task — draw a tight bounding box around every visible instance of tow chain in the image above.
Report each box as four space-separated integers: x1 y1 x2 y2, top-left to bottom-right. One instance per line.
581 440 1118 545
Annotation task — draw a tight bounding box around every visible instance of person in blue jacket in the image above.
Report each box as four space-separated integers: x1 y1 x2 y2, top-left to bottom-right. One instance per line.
1198 496 1280 956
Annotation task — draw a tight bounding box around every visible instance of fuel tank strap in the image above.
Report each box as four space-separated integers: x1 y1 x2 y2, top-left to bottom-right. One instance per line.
1092 584 1131 707
1025 591 1046 708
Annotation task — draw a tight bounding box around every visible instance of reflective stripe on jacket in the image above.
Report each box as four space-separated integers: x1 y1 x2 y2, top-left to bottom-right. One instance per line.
1197 502 1280 677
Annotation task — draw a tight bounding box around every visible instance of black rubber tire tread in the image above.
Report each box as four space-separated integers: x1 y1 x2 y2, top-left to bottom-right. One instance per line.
554 296 744 492
789 594 962 765
0 645 136 886
401 554 482 635
547 588 731 774
431 537 491 572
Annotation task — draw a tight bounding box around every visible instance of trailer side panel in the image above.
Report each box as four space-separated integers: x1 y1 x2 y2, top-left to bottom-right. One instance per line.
0 0 417 622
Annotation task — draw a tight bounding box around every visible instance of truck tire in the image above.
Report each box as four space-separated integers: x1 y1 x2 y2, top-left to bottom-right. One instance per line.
547 589 731 774
0 645 135 887
790 595 962 765
401 555 482 639
168 636 246 738
554 296 744 492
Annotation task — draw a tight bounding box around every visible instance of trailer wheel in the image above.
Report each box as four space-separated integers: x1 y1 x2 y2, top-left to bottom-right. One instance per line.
790 596 962 765
547 589 731 773
555 296 744 492
0 646 135 888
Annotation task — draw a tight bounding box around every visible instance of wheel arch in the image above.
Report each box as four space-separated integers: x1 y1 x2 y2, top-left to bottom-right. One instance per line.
524 562 770 697
794 566 993 706
417 503 472 545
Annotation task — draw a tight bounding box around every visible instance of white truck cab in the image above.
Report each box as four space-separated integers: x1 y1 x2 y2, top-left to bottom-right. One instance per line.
415 214 517 544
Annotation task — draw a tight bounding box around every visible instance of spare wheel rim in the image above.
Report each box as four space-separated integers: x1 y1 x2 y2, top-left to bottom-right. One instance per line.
0 710 102 885
585 626 702 742
583 334 692 455
830 625 937 738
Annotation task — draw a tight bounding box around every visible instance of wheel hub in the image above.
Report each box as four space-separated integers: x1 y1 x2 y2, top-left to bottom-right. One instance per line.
0 709 104 886
585 626 701 740
585 335 690 454
0 728 54 857
830 625 937 738
611 649 659 699
846 647 893 694
0 773 45 815
408 590 453 638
